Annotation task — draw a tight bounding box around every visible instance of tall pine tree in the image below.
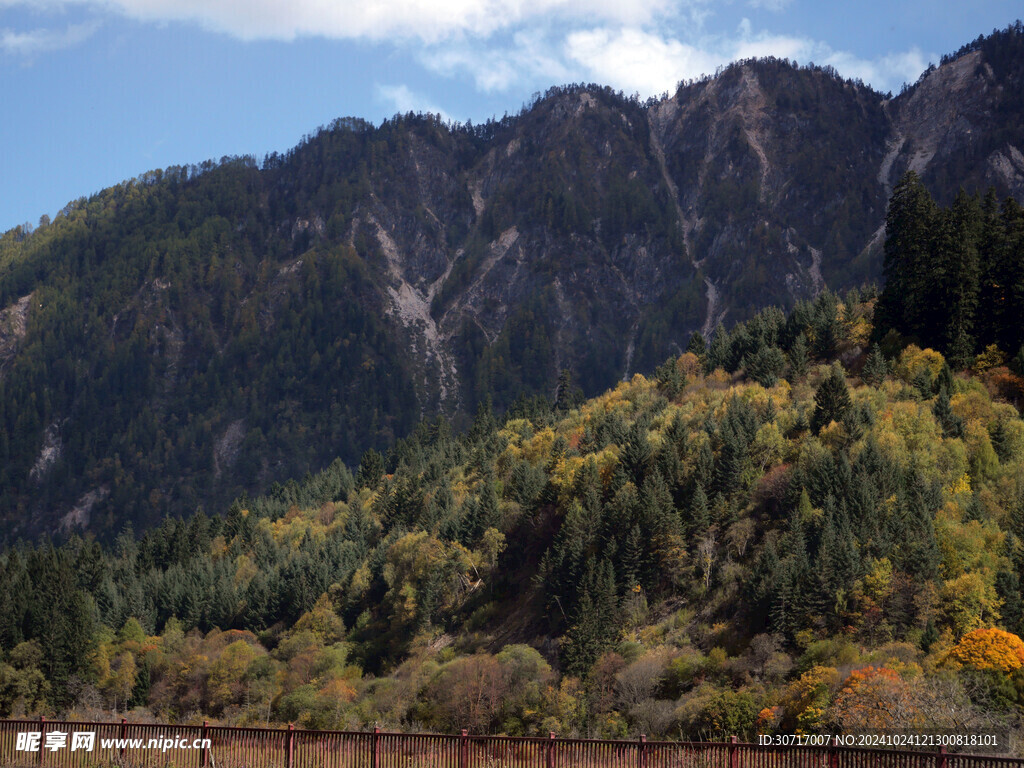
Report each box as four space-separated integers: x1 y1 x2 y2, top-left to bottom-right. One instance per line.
812 364 852 434
940 191 982 366
875 171 938 342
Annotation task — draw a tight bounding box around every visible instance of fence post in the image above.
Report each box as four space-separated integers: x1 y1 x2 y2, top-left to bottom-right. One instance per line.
373 727 381 768
938 746 948 768
460 729 468 768
286 723 295 768
38 716 45 767
547 732 556 768
119 718 128 762
638 734 646 768
201 720 209 768
828 742 838 768
729 735 738 768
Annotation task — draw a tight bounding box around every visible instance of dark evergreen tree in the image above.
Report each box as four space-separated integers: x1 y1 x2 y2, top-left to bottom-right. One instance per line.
689 483 710 536
936 363 955 396
920 620 940 653
788 333 809 380
24 549 97 709
976 188 1006 350
987 199 1024 354
555 369 585 413
693 440 714 491
472 474 501 540
784 301 814 349
714 424 748 497
1012 346 1024 377
793 408 810 435
840 408 864 442
996 567 1022 635
934 389 965 439
775 511 811 637
1001 199 1024 356
686 331 707 357
619 524 646 594
508 460 544 511
816 505 860 598
641 470 676 536
862 344 888 386
811 364 852 433
912 367 934 399
990 420 1013 463
654 356 685 399
356 448 385 490
604 482 641 541
937 192 978 370
747 537 780 625
744 346 786 387
559 556 619 670
875 171 938 342
560 585 615 677
705 328 730 373
811 291 842 360
621 422 654 488
723 395 759 445
896 475 941 583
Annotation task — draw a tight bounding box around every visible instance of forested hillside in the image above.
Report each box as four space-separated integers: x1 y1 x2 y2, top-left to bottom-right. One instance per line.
2 275 1024 742
1 24 1023 539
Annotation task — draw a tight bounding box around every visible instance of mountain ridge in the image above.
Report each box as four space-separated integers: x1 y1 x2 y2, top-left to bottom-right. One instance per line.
1 22 1022 539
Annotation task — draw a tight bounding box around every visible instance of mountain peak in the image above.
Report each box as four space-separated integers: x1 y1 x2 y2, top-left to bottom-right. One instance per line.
1 24 1023 538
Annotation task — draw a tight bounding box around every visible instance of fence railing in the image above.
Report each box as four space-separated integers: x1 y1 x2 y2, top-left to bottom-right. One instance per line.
0 719 1019 768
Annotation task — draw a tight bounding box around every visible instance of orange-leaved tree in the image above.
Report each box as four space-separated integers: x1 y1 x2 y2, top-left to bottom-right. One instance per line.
831 666 912 731
945 628 1024 672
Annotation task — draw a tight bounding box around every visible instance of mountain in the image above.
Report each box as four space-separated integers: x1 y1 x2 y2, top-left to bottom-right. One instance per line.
1 23 1022 539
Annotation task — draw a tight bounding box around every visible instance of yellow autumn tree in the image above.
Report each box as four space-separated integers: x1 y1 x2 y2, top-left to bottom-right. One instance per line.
382 531 474 630
293 593 346 644
206 639 263 715
896 345 945 384
780 665 839 732
940 572 1002 637
945 628 1024 672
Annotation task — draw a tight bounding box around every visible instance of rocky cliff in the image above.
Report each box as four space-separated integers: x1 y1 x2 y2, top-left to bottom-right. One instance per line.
1 23 1022 538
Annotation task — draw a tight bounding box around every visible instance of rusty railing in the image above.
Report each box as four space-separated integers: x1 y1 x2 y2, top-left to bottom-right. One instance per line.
0 719 1019 768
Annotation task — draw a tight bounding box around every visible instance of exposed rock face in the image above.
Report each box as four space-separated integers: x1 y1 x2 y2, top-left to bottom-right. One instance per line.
353 46 1024 407
59 486 110 533
29 422 61 483
2 27 1023 537
0 293 31 374
213 419 246 479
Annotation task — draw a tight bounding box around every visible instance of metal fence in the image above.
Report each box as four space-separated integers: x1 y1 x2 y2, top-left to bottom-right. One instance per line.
0 720 1020 768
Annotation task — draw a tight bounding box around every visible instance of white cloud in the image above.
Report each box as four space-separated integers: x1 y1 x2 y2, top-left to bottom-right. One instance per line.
564 28 717 95
563 21 931 96
0 0 931 96
563 24 823 96
732 19 814 61
422 28 574 92
0 0 675 43
0 20 98 55
746 0 792 11
375 84 450 120
821 48 931 91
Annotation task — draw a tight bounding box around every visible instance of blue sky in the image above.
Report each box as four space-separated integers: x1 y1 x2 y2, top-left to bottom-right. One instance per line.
0 0 1019 233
